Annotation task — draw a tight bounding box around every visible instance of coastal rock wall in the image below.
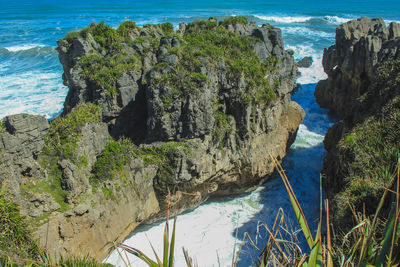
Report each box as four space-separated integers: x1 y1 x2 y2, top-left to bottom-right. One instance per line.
315 17 400 118
0 106 160 260
57 17 304 210
317 17 400 227
0 17 304 261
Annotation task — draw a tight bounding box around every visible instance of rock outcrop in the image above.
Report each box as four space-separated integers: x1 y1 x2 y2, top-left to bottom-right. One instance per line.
315 17 400 118
0 17 304 261
317 17 400 227
0 106 160 260
297 56 313 68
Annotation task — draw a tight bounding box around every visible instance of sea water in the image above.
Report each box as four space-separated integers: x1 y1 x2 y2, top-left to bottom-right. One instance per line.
1 0 399 266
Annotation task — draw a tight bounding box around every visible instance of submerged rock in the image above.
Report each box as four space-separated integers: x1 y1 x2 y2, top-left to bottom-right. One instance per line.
297 56 313 68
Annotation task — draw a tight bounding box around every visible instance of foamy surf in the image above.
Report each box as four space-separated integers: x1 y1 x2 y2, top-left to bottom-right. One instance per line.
4 44 46 52
104 188 265 267
0 71 67 119
281 26 335 39
323 15 353 24
284 44 327 84
254 14 356 25
254 15 313 23
292 124 324 149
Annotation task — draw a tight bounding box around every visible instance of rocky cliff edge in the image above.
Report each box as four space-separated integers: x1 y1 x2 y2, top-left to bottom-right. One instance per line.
315 17 400 118
0 17 304 260
316 17 400 227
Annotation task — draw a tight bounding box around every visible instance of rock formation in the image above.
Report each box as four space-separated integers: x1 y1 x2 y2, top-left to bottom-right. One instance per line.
315 17 400 118
297 56 313 68
0 17 304 260
316 17 400 227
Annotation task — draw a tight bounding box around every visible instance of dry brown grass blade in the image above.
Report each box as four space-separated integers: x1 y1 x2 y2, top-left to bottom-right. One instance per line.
388 157 400 263
231 215 240 267
297 254 307 267
258 209 285 264
325 199 333 267
116 246 131 267
261 222 289 264
182 248 198 267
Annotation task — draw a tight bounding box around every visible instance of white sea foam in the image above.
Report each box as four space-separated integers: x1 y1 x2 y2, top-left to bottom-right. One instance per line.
0 71 67 119
105 188 264 267
4 44 46 52
281 26 335 38
385 19 400 25
285 44 327 84
254 14 356 25
254 15 313 23
323 15 353 24
292 124 324 149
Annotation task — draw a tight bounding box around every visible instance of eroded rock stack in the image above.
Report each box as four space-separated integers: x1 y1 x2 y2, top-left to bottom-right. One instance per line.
315 17 400 118
316 17 400 227
0 17 304 260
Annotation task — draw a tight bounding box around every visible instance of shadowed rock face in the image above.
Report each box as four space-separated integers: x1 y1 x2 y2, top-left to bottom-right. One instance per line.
0 17 304 261
316 17 400 228
315 17 400 118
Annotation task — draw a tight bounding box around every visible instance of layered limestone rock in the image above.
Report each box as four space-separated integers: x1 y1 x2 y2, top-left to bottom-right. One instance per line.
317 17 400 227
0 17 304 261
57 17 304 209
0 106 160 260
315 17 400 118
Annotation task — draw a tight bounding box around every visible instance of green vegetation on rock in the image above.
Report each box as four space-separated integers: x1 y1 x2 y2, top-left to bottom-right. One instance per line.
154 19 277 109
66 21 119 48
220 16 248 26
80 54 137 96
31 103 101 210
0 121 6 133
334 59 400 224
68 20 183 97
161 22 174 35
117 20 139 37
0 192 40 260
91 137 192 195
92 138 133 182
42 103 101 161
212 107 234 148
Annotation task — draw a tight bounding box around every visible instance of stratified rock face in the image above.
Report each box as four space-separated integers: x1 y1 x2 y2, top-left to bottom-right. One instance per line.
0 105 160 260
315 17 400 118
0 115 50 204
0 17 304 261
317 17 400 228
57 19 298 143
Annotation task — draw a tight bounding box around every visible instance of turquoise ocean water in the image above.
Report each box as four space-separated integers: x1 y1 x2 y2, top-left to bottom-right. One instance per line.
1 1 399 266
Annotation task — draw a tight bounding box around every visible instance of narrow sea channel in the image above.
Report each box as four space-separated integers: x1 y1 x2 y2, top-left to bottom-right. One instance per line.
105 53 337 266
